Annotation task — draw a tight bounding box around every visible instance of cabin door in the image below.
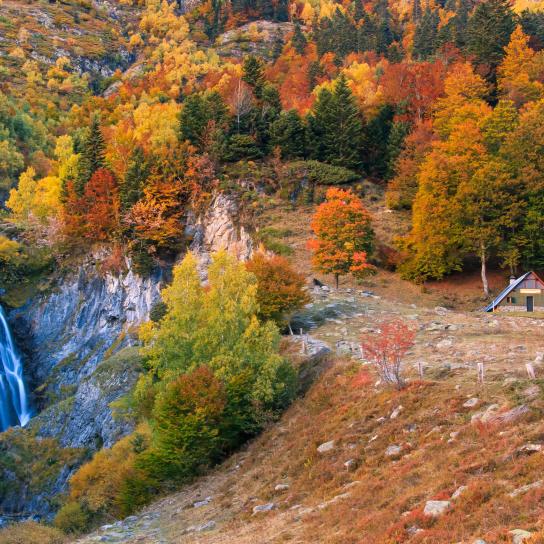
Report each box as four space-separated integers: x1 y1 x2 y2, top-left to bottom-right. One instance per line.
527 296 534 312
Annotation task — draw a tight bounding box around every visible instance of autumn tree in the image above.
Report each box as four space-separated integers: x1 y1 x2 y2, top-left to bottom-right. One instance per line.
308 187 374 288
360 320 416 389
83 168 120 242
497 25 544 107
137 251 297 479
246 252 310 326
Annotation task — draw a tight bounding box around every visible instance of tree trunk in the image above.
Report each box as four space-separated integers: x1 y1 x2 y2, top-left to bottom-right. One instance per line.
480 243 489 297
335 274 339 290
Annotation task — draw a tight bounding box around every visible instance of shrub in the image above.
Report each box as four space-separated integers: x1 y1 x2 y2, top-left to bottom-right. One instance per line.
53 502 89 535
138 366 226 484
360 320 416 389
59 425 151 527
284 160 359 186
0 521 66 544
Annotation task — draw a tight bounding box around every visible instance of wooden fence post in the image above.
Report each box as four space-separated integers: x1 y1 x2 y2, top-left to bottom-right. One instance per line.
477 363 485 384
417 361 424 379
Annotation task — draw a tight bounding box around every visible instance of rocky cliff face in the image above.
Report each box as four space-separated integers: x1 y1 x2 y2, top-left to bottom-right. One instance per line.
9 193 253 450
10 254 162 448
188 193 254 275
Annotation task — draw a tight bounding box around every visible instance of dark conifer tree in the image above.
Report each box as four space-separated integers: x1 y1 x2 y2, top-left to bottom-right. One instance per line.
292 22 308 55
358 11 378 52
179 92 229 151
308 75 364 170
413 8 439 59
242 56 266 98
353 0 365 23
412 0 422 22
120 147 149 212
307 61 323 92
270 110 307 159
520 9 544 50
272 28 285 59
362 104 394 178
75 115 105 195
466 0 516 73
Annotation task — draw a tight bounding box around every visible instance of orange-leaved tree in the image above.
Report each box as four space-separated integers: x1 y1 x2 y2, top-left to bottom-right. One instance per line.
308 187 374 288
246 251 310 326
83 168 120 241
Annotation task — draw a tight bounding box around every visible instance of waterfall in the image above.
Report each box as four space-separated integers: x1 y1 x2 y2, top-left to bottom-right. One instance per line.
0 305 31 431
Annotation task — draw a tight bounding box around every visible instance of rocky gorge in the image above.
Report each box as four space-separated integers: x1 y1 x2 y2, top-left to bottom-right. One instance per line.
0 193 253 521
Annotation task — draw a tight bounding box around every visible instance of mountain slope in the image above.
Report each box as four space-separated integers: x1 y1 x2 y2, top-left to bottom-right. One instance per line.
73 288 544 544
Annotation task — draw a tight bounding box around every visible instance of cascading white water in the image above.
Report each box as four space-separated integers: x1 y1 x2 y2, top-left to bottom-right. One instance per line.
0 305 31 431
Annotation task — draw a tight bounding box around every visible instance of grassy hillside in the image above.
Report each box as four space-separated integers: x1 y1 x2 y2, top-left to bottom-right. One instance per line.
65 286 544 544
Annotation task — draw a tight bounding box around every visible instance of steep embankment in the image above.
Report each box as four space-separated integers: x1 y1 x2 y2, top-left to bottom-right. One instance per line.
74 287 544 543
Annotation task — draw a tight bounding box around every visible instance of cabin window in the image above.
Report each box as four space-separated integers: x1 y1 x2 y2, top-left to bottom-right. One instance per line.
507 296 516 304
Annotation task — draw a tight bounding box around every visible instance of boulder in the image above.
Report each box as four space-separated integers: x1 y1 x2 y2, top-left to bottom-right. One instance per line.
274 484 290 492
463 398 479 408
317 440 335 454
509 529 532 544
509 480 543 498
423 500 451 517
451 485 468 500
516 444 542 455
385 445 402 457
253 503 276 514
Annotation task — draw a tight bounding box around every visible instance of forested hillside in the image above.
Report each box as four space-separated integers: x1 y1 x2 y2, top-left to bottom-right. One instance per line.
2 0 544 295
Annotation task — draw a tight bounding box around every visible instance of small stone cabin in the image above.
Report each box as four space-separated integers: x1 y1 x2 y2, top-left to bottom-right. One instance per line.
484 271 544 312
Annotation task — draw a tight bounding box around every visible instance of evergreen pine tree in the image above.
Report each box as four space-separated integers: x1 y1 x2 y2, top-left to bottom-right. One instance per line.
292 22 308 55
272 28 285 59
520 9 544 50
179 92 228 151
413 8 439 59
358 11 378 52
362 104 394 178
466 0 516 70
75 115 106 196
270 110 307 159
273 0 289 22
307 61 323 92
412 0 422 22
120 147 149 212
242 56 266 99
308 76 364 169
353 0 365 23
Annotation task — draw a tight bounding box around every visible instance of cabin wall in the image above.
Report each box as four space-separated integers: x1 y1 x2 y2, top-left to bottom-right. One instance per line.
495 292 544 312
